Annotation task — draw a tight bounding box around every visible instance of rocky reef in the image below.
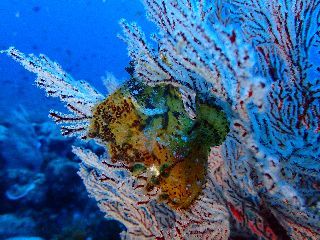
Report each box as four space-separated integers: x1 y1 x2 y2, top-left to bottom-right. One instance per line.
0 108 122 239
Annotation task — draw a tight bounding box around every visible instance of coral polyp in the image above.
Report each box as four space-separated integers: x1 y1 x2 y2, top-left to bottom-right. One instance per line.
88 79 229 208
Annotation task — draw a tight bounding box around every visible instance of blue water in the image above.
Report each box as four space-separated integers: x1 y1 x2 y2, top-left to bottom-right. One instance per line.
0 1 154 239
0 0 154 119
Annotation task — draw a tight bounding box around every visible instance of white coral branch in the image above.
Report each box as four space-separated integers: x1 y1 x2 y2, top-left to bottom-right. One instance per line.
2 47 104 139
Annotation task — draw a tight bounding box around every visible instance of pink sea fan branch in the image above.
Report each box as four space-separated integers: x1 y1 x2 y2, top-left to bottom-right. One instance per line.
2 47 104 139
74 146 230 240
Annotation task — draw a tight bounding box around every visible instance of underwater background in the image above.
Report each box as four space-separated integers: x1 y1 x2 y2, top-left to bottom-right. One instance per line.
0 1 149 239
0 0 320 239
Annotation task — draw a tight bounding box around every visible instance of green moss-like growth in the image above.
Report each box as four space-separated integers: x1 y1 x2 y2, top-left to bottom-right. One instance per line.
131 163 147 176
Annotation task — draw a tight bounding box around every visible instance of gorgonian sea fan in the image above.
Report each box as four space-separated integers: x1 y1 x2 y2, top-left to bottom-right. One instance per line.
2 0 320 239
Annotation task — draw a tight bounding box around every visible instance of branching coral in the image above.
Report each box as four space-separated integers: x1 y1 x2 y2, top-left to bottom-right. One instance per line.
1 47 104 139
2 0 320 239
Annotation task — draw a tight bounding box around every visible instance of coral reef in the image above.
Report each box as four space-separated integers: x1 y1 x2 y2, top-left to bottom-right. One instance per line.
0 106 44 170
0 109 123 239
2 0 320 239
0 214 37 238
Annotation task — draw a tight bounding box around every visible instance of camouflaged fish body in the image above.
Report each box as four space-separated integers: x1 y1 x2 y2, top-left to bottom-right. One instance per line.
88 79 229 208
